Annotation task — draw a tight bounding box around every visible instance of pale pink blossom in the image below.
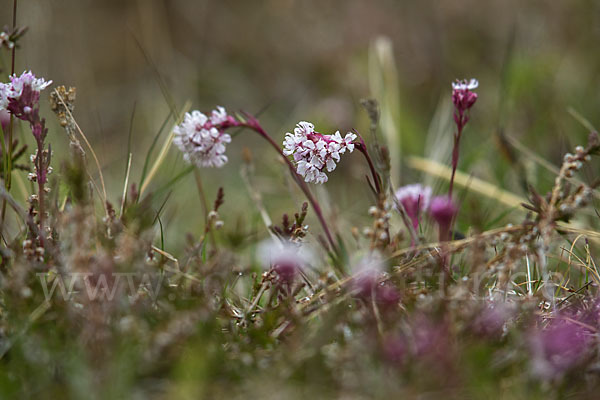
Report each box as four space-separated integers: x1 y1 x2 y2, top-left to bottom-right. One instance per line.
173 107 232 168
8 70 52 99
395 184 432 231
283 121 356 184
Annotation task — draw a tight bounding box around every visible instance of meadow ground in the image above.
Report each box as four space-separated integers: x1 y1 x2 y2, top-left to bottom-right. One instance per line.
1 1 600 399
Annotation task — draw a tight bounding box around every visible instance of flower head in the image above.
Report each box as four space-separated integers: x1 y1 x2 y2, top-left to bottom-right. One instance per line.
452 78 478 114
395 184 432 231
530 317 592 380
258 239 312 285
2 71 52 121
452 78 478 91
8 71 52 99
429 195 458 241
350 252 400 307
173 107 233 168
283 121 356 184
430 196 458 227
471 301 515 339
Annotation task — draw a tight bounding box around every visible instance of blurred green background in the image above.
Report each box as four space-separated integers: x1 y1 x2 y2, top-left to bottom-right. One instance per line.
1 0 599 249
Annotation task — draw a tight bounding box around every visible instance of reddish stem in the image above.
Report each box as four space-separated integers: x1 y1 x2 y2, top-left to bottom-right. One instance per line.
236 118 338 254
448 115 463 199
355 139 382 196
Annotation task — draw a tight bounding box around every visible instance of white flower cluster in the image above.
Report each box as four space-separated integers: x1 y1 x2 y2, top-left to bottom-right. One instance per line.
0 71 52 110
452 78 479 91
283 121 357 184
173 107 232 168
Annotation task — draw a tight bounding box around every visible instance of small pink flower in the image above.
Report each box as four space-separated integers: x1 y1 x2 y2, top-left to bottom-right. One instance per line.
3 71 52 125
283 121 356 184
452 78 478 114
8 71 52 99
430 196 458 241
351 254 399 307
395 184 432 231
173 107 233 168
258 240 312 285
471 301 515 338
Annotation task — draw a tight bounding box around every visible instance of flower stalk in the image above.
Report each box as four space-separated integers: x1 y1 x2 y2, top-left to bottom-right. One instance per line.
448 79 478 198
354 133 383 196
238 114 338 254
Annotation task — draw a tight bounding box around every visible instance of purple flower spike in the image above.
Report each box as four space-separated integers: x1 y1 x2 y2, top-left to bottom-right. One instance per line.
395 184 432 231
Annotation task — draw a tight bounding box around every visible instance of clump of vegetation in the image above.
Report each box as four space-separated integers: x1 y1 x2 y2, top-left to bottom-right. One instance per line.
2 6 600 400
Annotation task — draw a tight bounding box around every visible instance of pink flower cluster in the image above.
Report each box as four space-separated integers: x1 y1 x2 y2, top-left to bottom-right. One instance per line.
173 107 236 168
283 121 356 184
451 78 478 126
0 71 52 124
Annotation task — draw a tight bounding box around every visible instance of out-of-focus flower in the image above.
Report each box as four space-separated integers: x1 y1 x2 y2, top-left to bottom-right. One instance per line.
351 253 400 307
283 121 356 184
430 196 458 241
382 335 406 365
395 184 432 231
173 107 233 168
258 239 312 284
411 315 451 364
452 78 478 114
530 317 592 380
471 301 515 339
